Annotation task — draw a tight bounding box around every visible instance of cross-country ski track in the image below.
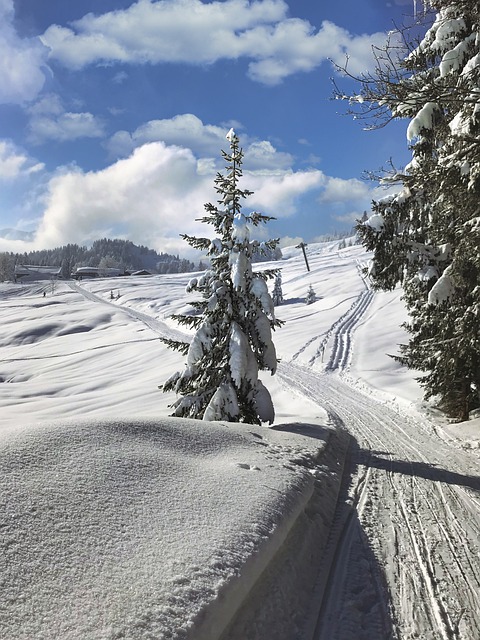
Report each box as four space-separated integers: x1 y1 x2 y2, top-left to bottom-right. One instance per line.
70 270 480 640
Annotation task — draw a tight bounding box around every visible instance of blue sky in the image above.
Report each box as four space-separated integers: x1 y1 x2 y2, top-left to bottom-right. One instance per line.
0 0 417 257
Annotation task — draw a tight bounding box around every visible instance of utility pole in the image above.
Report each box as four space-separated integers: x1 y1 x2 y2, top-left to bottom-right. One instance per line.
296 242 310 272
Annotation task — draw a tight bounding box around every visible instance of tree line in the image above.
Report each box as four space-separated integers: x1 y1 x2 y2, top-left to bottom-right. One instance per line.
0 238 198 281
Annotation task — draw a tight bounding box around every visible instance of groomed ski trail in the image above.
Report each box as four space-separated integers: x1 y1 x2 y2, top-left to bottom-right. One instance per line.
278 363 480 640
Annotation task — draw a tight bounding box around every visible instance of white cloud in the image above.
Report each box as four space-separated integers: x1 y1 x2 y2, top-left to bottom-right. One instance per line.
40 0 286 70
127 113 228 157
27 94 105 144
245 140 292 170
34 142 214 251
29 113 105 144
41 0 388 85
279 235 303 248
106 113 293 170
105 114 227 159
246 169 325 216
27 93 63 116
112 71 128 84
320 176 372 203
106 130 135 157
26 138 328 253
3 116 381 255
331 210 366 224
0 140 44 180
0 0 48 104
318 177 399 224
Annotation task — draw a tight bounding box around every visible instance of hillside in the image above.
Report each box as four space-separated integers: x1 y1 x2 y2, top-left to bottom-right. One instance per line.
0 237 197 280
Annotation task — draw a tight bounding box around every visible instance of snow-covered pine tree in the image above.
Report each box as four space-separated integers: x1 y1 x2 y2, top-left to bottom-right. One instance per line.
305 284 316 305
160 129 282 425
272 272 284 306
345 0 480 420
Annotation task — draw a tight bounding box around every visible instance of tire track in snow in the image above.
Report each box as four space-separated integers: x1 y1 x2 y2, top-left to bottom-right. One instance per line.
325 289 374 372
290 290 375 369
278 362 480 640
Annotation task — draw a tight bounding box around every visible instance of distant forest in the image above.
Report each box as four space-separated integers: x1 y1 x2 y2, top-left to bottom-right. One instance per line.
0 238 199 281
0 237 287 282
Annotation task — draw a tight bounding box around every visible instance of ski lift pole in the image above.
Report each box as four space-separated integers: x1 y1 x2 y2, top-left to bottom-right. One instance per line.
296 242 310 272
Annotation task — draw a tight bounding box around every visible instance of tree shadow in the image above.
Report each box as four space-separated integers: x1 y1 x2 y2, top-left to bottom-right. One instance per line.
314 500 396 640
268 422 397 639
270 421 332 441
271 416 479 638
361 449 480 491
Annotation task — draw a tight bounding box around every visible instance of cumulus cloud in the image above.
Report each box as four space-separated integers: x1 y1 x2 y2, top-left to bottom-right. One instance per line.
244 19 389 84
4 114 380 255
278 235 304 248
41 0 388 85
331 210 366 224
25 136 327 254
0 0 48 104
34 142 211 251
246 169 325 216
106 113 293 170
0 140 44 180
27 93 105 144
320 176 372 203
29 112 105 144
107 113 228 158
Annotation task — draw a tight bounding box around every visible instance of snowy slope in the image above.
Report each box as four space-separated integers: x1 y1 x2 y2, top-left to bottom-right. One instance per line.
1 240 479 639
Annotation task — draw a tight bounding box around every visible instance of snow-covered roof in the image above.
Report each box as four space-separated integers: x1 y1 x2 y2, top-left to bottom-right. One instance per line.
14 264 62 276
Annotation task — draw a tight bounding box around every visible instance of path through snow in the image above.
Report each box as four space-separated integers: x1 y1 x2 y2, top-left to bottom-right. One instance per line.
278 372 480 638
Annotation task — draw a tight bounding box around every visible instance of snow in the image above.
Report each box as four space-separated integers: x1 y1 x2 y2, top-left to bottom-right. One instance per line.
231 212 249 244
1 239 479 639
364 212 384 231
252 379 275 425
229 322 253 387
1 416 324 640
229 250 249 291
439 34 475 77
187 322 211 369
202 381 239 421
407 102 439 141
427 264 454 304
226 128 236 142
462 51 480 76
250 275 274 318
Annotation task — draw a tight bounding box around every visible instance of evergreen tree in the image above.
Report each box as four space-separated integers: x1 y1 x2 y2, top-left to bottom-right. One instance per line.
305 284 316 305
161 129 282 425
272 272 284 306
343 0 480 420
0 253 15 281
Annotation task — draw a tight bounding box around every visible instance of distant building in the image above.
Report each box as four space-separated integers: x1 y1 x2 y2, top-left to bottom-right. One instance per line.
130 269 152 276
14 265 62 283
72 266 123 280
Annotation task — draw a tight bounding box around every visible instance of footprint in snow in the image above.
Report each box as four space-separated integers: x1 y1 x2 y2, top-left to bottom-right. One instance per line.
236 463 260 471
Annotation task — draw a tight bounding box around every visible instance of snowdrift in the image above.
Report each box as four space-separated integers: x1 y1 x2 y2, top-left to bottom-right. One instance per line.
1 416 349 640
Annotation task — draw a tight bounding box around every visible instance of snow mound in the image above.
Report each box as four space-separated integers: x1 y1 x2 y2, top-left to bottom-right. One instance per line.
0 416 344 640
